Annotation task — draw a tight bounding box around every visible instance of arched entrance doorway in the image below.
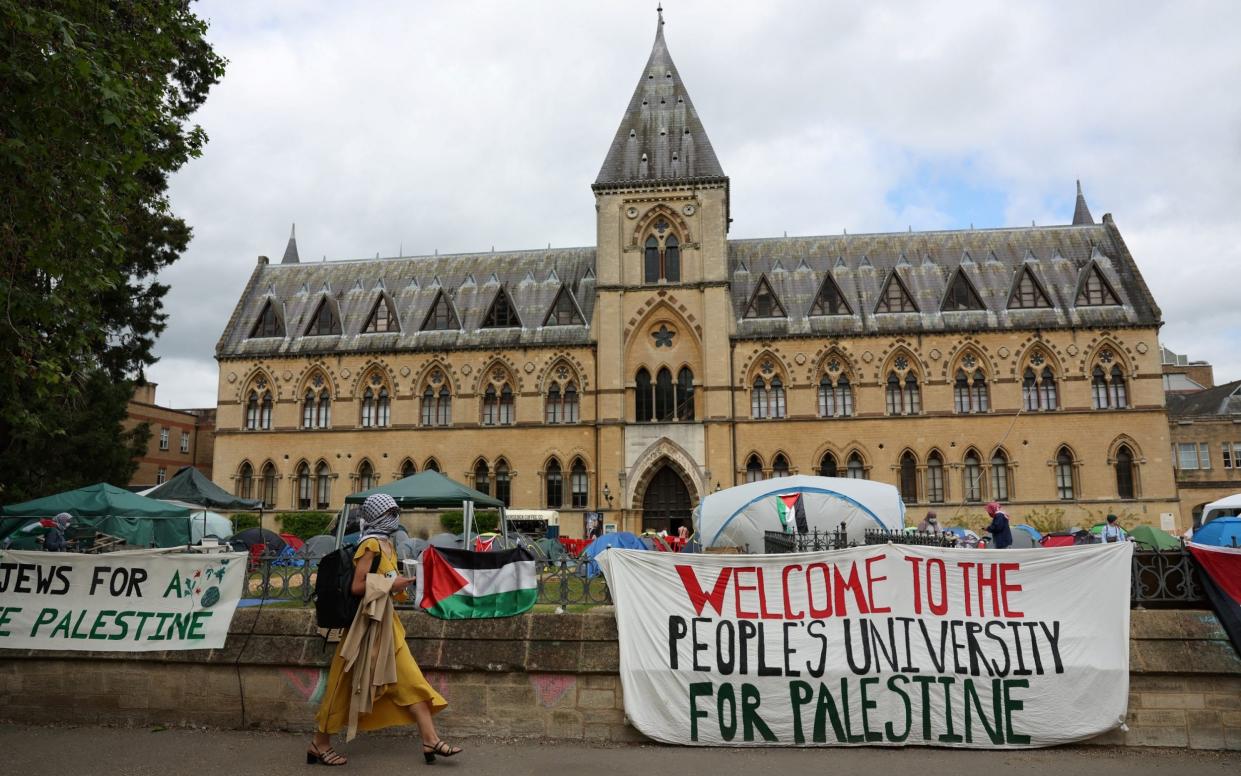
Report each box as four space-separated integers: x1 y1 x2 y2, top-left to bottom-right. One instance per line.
641 464 693 534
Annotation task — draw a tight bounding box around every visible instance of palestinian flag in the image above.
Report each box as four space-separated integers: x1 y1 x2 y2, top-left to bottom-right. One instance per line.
776 493 808 534
1188 542 1241 656
418 546 537 619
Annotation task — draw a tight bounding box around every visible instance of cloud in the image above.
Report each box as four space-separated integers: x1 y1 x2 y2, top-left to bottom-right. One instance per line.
147 0 1241 406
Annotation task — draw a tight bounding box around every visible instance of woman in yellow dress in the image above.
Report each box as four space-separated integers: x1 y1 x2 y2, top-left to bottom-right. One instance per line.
308 493 461 766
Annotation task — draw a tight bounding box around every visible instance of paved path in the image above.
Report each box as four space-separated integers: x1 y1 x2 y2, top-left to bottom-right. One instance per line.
2 724 1238 775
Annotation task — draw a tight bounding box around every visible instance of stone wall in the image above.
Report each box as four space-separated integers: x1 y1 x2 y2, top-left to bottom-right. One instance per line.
0 608 1237 749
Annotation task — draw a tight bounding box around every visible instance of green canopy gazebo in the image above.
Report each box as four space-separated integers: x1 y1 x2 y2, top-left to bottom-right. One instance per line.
341 470 504 547
1 482 193 548
146 466 262 510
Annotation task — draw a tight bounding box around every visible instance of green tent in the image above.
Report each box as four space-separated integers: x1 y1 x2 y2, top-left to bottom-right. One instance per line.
1 482 192 548
145 466 262 510
345 470 503 508
1128 524 1181 551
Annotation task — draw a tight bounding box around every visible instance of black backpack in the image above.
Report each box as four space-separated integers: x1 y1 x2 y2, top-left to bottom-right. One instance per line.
313 545 378 629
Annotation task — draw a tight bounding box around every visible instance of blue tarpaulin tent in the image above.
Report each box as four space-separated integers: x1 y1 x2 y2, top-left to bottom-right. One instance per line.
581 531 646 578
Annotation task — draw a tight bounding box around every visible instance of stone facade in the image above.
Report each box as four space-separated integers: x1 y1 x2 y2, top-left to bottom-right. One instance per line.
211 14 1180 534
1166 379 1241 526
0 608 1237 749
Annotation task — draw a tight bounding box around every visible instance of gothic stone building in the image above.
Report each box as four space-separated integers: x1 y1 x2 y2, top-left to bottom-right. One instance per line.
213 15 1178 537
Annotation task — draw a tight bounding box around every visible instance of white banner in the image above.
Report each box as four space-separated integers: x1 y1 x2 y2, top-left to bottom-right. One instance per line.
0 549 246 651
599 543 1132 748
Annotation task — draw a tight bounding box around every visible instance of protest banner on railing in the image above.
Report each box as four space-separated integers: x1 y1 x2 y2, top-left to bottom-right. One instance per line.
0 548 245 651
598 542 1132 748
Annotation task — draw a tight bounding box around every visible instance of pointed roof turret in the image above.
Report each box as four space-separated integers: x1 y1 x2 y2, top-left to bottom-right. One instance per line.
281 223 300 264
1072 180 1095 225
593 8 725 188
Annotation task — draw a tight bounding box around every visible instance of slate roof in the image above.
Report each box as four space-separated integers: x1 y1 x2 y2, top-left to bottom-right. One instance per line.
727 215 1161 339
1166 380 1241 418
593 11 725 189
216 248 596 358
1072 181 1095 226
281 224 300 264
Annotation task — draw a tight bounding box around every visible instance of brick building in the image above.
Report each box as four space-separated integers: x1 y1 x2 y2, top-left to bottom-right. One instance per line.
125 383 216 488
211 11 1179 536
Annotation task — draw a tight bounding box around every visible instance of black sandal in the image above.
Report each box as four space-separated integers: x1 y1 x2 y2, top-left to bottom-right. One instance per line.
422 740 462 764
306 744 348 766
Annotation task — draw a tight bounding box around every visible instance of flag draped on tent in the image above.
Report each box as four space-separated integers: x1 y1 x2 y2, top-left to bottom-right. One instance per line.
1189 542 1241 656
776 493 808 533
418 546 537 619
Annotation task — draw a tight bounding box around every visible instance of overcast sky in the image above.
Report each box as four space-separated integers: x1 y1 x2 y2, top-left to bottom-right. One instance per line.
150 0 1241 408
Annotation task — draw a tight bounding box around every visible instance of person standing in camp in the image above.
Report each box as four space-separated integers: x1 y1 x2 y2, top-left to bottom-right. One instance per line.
1100 514 1126 543
917 511 939 533
309 493 461 766
41 512 72 552
983 502 1013 549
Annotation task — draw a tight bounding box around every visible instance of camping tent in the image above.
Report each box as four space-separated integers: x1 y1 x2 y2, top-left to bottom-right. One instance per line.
1192 517 1241 548
1010 525 1040 549
1 483 192 547
1129 525 1181 551
154 502 233 543
145 466 262 510
693 475 904 551
1201 494 1241 525
581 531 647 578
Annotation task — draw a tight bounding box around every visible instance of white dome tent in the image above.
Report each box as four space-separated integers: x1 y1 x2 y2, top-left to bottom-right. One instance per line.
693 475 904 552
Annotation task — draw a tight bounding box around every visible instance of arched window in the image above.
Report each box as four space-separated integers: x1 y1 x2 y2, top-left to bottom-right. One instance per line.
664 235 680 281
963 450 982 502
885 373 900 415
474 460 490 496
927 452 945 503
676 367 694 421
847 452 866 480
302 390 315 428
571 458 588 508
1040 367 1058 410
899 452 918 504
494 459 511 506
770 377 786 419
545 459 563 507
296 462 311 509
1056 447 1076 500
546 383 561 424
1110 365 1128 409
401 459 416 478
499 384 514 425
643 227 681 283
259 392 272 430
1091 366 1109 409
904 373 921 415
745 455 763 483
261 462 277 508
424 459 440 473
315 462 331 509
954 370 971 414
357 461 375 493
1115 445 1135 500
819 372 854 418
644 236 660 284
238 463 253 500
819 453 838 478
636 368 653 422
564 383 579 423
421 386 435 426
318 389 331 427
990 450 1010 502
836 375 853 417
377 388 390 426
437 386 451 425
772 454 790 477
818 375 835 417
246 391 259 430
482 385 498 426
361 387 375 428
752 377 768 419
972 370 989 412
655 367 675 421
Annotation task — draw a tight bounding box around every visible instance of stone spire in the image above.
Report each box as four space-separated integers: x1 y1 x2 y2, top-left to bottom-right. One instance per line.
593 6 725 188
281 223 300 264
1072 180 1095 226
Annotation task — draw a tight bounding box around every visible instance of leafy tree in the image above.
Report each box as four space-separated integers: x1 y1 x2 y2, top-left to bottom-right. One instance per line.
0 2 225 501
